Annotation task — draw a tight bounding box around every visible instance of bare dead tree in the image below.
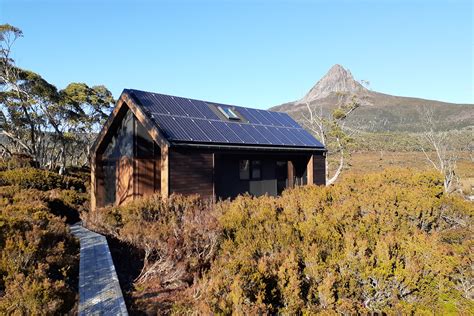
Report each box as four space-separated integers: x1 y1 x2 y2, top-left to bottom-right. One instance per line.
302 82 371 185
417 106 459 193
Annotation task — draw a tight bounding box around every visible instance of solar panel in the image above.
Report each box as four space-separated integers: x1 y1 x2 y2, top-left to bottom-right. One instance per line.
234 107 260 124
255 126 284 145
128 89 324 148
283 128 304 146
193 119 228 143
152 115 188 140
210 121 244 143
180 118 211 142
298 129 322 147
227 122 258 143
240 124 271 144
158 94 189 116
168 96 194 117
138 92 167 115
272 127 295 145
248 108 272 126
187 99 220 120
133 91 169 114
174 98 206 119
265 111 284 127
276 112 296 128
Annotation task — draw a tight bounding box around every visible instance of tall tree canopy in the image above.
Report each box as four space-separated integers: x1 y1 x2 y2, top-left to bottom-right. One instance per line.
0 24 114 172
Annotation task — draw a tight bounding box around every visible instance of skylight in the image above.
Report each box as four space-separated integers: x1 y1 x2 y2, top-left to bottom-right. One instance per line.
218 106 240 120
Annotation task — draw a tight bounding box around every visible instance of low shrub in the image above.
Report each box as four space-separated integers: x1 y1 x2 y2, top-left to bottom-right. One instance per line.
0 168 85 192
0 166 87 314
0 186 87 224
86 168 473 314
196 169 472 314
84 194 220 313
0 155 36 171
0 192 79 314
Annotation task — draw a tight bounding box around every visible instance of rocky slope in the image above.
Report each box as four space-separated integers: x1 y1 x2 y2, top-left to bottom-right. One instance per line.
299 64 367 103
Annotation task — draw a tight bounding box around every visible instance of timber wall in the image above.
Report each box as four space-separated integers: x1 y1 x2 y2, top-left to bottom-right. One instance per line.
169 148 214 199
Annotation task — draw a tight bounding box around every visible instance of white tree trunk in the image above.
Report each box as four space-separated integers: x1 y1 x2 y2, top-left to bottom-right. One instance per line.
326 138 344 185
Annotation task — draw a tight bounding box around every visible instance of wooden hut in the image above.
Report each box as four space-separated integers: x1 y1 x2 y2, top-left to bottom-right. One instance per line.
90 89 326 210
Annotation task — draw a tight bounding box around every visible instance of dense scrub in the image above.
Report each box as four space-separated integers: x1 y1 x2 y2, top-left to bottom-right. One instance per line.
84 195 220 313
0 168 86 192
86 169 473 314
0 167 86 314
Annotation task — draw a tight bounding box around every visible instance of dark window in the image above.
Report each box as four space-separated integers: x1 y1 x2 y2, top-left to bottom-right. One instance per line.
251 160 261 179
239 159 261 180
239 159 250 180
276 161 288 195
102 110 134 159
135 119 154 158
102 161 116 205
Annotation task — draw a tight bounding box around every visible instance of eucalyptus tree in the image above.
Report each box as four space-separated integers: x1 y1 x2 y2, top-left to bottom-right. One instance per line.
0 24 114 172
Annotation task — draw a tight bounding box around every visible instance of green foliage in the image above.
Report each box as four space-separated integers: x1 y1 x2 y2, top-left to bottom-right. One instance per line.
89 169 473 314
0 24 23 40
0 23 115 169
0 167 85 191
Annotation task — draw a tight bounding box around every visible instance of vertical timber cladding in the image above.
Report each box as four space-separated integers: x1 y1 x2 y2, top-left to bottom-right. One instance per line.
116 156 134 205
135 154 160 197
308 152 326 185
135 116 161 198
287 160 295 188
91 160 102 209
169 147 214 199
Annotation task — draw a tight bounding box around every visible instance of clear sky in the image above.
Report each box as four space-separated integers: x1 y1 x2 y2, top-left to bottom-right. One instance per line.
1 0 472 108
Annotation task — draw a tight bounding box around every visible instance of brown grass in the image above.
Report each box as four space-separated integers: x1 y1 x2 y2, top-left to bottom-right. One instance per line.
339 151 474 194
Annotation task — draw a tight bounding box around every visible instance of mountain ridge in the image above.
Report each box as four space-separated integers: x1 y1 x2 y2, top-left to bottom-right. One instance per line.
271 65 474 132
298 64 368 103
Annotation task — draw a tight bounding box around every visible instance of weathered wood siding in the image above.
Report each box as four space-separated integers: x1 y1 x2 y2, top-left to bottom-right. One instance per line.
169 148 214 198
311 153 326 185
116 157 134 205
92 161 104 209
135 158 160 197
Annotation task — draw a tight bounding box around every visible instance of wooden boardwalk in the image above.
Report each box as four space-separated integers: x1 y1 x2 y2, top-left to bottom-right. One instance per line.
70 223 128 315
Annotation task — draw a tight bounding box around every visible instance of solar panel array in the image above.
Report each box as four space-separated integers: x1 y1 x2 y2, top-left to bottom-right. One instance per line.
127 89 324 148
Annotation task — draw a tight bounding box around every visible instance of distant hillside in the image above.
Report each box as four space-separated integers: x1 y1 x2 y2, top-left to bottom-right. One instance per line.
271 65 474 132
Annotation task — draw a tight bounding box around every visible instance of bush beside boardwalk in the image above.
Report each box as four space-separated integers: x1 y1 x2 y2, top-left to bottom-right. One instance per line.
85 168 473 315
0 165 87 314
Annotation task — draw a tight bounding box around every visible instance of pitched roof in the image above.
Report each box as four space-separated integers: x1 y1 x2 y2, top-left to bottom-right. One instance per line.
125 89 324 149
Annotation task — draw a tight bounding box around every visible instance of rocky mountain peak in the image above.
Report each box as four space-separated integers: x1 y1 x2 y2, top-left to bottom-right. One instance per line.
298 64 367 103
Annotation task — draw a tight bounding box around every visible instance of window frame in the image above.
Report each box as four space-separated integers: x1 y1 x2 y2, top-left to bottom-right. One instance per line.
239 159 262 180
251 160 262 180
239 159 250 180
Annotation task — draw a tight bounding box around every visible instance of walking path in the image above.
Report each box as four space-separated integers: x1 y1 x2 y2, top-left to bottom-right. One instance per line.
70 223 128 315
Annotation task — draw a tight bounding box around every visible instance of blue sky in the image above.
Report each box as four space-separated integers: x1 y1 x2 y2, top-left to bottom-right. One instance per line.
1 0 472 108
